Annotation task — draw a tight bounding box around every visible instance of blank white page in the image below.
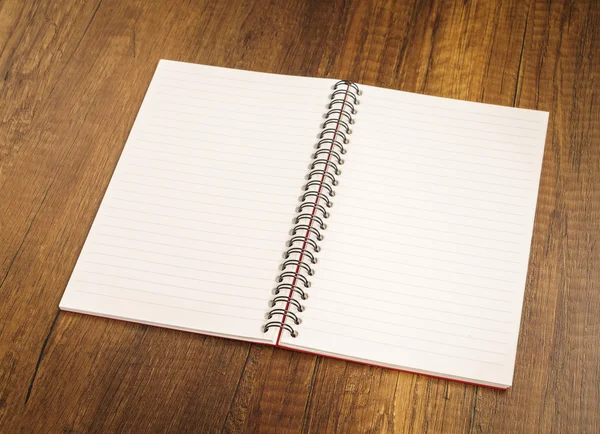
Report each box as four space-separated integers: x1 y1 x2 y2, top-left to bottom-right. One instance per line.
60 60 334 343
281 84 548 387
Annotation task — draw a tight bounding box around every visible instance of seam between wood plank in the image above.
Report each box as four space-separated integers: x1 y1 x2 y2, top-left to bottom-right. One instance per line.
439 382 450 433
423 379 432 433
44 0 104 102
479 1 499 103
0 3 39 76
24 310 61 405
220 343 252 434
513 0 531 107
468 386 479 434
299 356 321 434
0 177 55 298
389 372 400 433
420 1 443 94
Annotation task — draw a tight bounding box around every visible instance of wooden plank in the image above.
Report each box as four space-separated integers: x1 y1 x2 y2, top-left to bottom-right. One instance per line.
472 1 600 432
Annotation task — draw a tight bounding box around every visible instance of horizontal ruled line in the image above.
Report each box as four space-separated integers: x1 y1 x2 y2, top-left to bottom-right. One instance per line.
348 165 531 191
129 152 306 176
77 279 266 305
320 264 513 293
74 289 261 321
103 207 284 235
316 290 511 319
318 284 511 313
115 180 289 212
149 121 309 140
333 194 525 227
94 232 279 255
140 130 306 149
106 201 283 226
337 205 524 236
355 158 531 182
157 105 317 124
157 82 317 99
158 67 330 89
371 122 537 147
326 245 518 273
82 259 269 282
309 303 510 332
314 276 511 303
329 238 520 265
324 254 516 282
356 142 534 166
153 113 308 133
330 226 520 254
152 92 318 120
353 148 534 176
114 186 291 211
80 270 268 294
86 251 271 274
121 170 297 191
366 96 543 123
363 107 540 133
151 90 302 110
134 137 307 156
355 130 537 156
110 195 289 221
302 309 509 343
335 219 522 247
96 219 283 244
339 186 527 216
126 163 298 181
89 242 274 266
298 325 504 365
301 314 508 352
95 225 282 249
346 180 529 202
131 145 302 164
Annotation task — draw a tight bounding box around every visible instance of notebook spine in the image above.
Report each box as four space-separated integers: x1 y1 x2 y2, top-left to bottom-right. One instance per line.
263 80 361 339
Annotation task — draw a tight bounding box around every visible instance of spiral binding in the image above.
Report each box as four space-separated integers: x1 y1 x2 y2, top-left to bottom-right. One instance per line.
263 80 361 339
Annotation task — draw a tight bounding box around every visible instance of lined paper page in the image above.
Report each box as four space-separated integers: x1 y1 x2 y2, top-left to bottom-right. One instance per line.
281 85 548 387
60 60 334 343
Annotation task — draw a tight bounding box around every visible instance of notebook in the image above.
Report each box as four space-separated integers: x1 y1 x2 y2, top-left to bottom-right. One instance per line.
60 59 549 389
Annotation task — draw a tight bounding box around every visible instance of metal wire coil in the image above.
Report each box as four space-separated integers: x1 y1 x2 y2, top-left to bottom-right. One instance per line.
264 80 360 339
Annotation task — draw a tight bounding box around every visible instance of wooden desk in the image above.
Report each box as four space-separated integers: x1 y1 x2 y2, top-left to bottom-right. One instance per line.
1 0 598 432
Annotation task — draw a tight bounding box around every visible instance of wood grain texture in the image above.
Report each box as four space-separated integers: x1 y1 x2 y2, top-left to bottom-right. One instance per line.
0 0 598 432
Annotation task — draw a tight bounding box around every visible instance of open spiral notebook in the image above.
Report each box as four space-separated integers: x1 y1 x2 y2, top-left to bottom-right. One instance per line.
60 60 548 389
